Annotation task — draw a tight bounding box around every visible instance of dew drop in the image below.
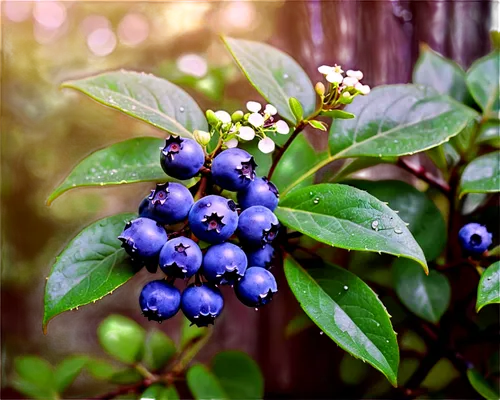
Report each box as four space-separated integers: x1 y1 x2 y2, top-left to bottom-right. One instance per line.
179 106 185 112
343 285 348 290
393 139 399 143
394 228 403 234
283 73 289 79
309 191 313 196
371 220 379 231
386 339 389 343
313 197 320 204
319 331 324 335
131 105 136 110
376 322 380 327
254 308 258 311
71 183 76 187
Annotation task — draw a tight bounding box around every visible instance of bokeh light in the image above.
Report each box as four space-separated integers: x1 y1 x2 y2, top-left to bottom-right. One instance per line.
117 12 150 46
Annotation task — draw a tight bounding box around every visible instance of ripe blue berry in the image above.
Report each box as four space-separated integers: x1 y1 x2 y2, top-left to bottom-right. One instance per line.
139 280 181 322
139 182 194 225
160 135 205 180
212 148 257 191
181 284 224 327
237 177 279 211
235 267 277 307
203 243 248 285
159 237 202 279
188 195 238 244
247 244 275 269
237 206 280 248
118 218 167 261
458 223 492 255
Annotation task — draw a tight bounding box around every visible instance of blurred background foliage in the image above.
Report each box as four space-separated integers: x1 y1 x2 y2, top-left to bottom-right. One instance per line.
1 1 496 398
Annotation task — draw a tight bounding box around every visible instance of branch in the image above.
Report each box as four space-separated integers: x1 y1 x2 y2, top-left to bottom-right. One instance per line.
268 121 307 180
94 381 149 400
398 157 450 194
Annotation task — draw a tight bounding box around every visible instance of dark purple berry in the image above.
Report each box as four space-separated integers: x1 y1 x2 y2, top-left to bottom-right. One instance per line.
237 206 279 248
118 217 167 261
458 223 492 255
246 244 275 269
159 237 202 279
235 267 277 307
181 284 224 327
160 135 205 180
202 243 248 285
139 280 181 322
211 148 257 191
237 177 279 211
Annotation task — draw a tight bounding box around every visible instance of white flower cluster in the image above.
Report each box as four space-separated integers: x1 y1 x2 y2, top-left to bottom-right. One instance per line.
203 101 290 154
318 64 370 96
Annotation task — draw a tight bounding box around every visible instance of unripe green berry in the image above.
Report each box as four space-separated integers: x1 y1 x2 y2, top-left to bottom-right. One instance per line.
231 110 244 122
193 130 211 146
206 110 219 126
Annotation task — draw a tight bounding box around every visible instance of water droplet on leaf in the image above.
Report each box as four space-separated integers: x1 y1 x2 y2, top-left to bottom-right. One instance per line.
394 228 403 234
371 220 379 231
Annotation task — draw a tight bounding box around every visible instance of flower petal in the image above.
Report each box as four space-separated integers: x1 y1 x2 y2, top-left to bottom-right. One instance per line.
326 72 343 84
248 113 265 128
237 126 255 140
318 65 333 75
246 101 262 113
258 137 275 153
347 70 363 80
225 138 238 148
342 76 358 87
275 120 290 135
215 110 232 124
264 104 278 116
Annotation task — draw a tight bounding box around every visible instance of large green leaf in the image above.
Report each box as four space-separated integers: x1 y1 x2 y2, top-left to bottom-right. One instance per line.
476 261 500 312
466 51 500 117
282 85 477 194
284 256 399 386
222 36 316 124
143 329 176 371
47 138 196 205
12 356 57 400
212 351 264 400
467 368 500 399
62 71 207 137
186 364 227 400
275 184 428 272
351 180 446 260
54 356 88 393
97 315 146 364
477 121 500 148
393 259 450 323
413 44 468 102
459 152 500 197
43 213 137 330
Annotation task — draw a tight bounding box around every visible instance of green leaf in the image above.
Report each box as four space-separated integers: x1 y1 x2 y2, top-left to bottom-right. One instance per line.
86 359 119 380
54 356 88 393
393 259 451 323
413 44 468 102
98 315 146 364
477 120 500 148
329 85 477 159
222 36 316 124
477 261 500 312
339 354 369 385
285 312 313 337
180 316 208 350
62 70 207 137
351 180 446 260
143 329 176 371
212 351 264 399
284 256 399 386
186 364 228 400
109 368 143 384
275 184 428 272
289 97 304 122
459 152 500 197
47 137 196 205
467 368 500 399
43 213 138 330
308 120 328 131
272 135 328 194
12 356 57 400
141 384 180 400
319 109 355 119
466 51 500 117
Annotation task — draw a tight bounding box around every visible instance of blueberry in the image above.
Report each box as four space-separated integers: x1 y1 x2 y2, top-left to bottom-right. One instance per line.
188 195 238 244
159 237 202 279
458 223 492 255
212 148 257 191
237 206 280 248
246 244 275 269
139 182 194 225
235 267 277 307
118 217 167 261
237 177 279 211
160 135 205 180
203 243 248 285
139 280 181 322
181 284 224 327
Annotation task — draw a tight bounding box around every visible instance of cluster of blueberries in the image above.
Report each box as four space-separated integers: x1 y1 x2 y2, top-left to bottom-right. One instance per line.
118 135 280 327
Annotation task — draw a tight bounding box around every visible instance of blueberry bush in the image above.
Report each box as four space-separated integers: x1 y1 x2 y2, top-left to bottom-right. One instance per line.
12 36 499 399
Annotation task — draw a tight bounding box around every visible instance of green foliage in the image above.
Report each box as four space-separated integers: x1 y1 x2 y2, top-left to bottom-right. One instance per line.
62 71 207 137
276 184 428 271
187 364 228 400
466 51 500 117
476 261 500 312
54 356 88 392
467 368 500 399
97 315 146 364
459 151 500 197
289 97 304 122
284 256 399 386
43 213 138 330
12 356 58 400
143 329 176 371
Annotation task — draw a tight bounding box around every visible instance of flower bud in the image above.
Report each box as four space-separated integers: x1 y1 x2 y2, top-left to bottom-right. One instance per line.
315 82 326 96
231 110 244 122
206 110 219 126
193 130 211 146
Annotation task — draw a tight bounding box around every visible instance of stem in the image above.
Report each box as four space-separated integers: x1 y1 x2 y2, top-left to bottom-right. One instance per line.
170 327 213 375
194 176 208 201
135 363 157 381
95 382 149 400
398 157 450 194
268 121 307 180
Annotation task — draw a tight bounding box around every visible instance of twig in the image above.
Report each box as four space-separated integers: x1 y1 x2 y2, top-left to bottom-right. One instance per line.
94 381 149 399
398 157 450 194
268 121 307 180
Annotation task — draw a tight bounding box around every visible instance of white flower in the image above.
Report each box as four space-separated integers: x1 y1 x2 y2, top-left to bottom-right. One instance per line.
275 120 290 135
248 112 265 128
346 70 363 80
333 64 344 74
215 110 231 124
258 137 275 153
237 126 255 140
246 101 262 113
264 104 278 115
225 138 238 148
326 72 343 84
342 76 358 87
318 65 333 75
355 83 371 95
